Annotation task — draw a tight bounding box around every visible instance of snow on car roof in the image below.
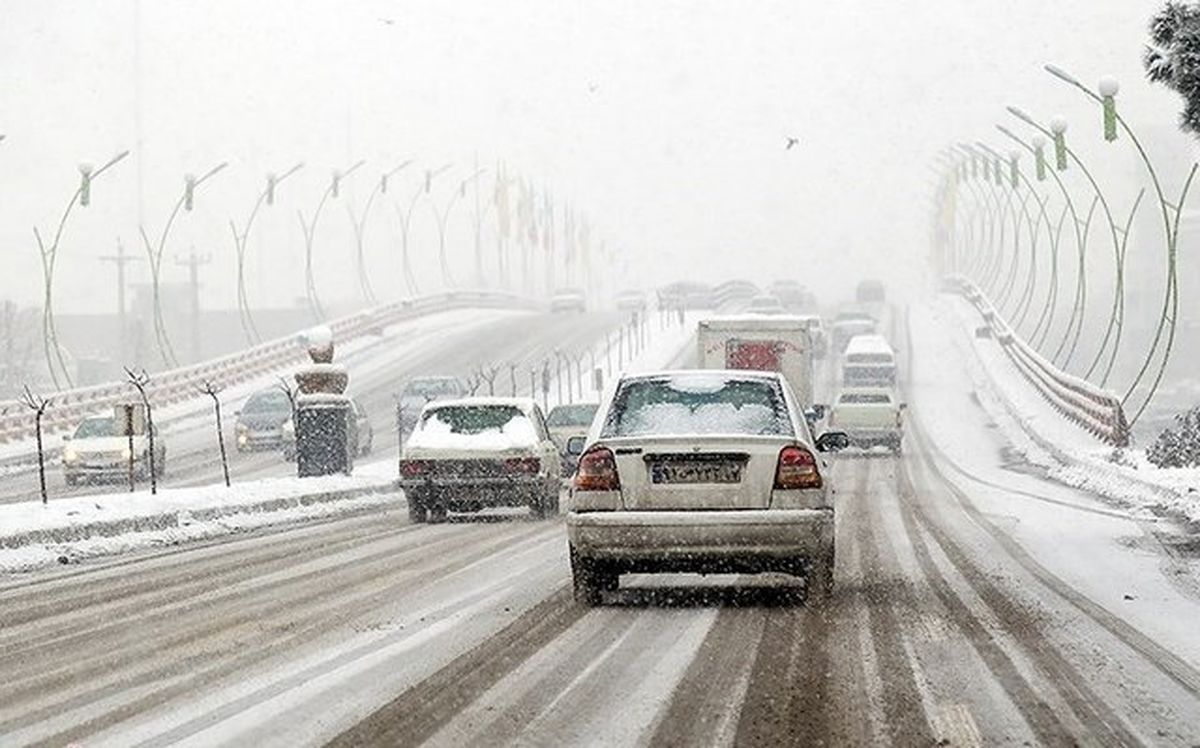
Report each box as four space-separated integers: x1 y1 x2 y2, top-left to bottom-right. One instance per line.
620 369 784 385
844 334 894 355
420 396 539 412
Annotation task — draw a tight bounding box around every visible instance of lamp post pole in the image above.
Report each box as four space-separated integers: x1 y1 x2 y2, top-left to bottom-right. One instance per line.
298 160 366 322
232 163 303 345
35 150 131 389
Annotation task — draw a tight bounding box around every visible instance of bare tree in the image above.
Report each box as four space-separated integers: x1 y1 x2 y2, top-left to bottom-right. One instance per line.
478 364 500 395
124 368 159 495
199 380 231 487
20 385 50 505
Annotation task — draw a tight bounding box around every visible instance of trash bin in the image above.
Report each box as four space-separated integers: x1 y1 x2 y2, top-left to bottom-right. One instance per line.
296 395 353 477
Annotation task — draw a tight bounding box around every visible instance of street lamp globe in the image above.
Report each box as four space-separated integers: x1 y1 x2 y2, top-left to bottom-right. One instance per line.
1098 76 1120 98
1050 116 1068 135
1032 135 1047 149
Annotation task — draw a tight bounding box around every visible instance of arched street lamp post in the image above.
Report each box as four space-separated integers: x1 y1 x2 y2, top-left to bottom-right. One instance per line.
297 160 366 322
231 163 303 345
35 150 130 389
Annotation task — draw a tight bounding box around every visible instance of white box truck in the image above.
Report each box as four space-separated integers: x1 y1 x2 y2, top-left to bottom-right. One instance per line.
697 315 816 407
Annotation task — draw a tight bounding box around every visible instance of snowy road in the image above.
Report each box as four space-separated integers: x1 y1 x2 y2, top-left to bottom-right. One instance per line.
2 308 1199 746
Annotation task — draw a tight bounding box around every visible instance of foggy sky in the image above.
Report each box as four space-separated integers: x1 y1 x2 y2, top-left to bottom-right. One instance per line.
0 0 1180 314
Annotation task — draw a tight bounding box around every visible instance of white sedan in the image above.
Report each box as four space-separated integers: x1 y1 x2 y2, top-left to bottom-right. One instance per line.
565 370 849 605
399 397 563 523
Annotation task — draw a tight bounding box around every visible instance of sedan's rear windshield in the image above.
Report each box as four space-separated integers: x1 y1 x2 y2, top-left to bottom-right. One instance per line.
601 375 793 437
421 405 527 435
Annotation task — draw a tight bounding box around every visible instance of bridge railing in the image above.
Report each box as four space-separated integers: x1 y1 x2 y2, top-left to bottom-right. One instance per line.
943 275 1129 446
0 291 535 445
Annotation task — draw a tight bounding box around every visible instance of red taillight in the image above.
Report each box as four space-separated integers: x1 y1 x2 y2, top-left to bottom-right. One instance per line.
400 459 432 477
774 445 822 489
573 447 620 491
504 457 541 474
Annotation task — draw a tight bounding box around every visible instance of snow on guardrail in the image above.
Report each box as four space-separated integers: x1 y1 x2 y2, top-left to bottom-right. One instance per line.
0 291 536 448
943 275 1130 447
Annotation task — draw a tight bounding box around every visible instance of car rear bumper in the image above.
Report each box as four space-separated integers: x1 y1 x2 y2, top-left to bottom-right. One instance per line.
842 429 901 447
400 475 550 508
567 509 833 567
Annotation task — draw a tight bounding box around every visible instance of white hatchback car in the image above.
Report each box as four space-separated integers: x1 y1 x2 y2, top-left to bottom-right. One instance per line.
565 370 849 605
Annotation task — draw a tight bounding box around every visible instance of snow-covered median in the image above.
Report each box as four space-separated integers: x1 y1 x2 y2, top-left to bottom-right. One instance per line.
916 297 1200 524
0 473 401 574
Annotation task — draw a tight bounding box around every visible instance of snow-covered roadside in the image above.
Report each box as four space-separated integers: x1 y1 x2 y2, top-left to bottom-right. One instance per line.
0 474 400 574
0 308 523 480
0 311 695 575
915 297 1200 524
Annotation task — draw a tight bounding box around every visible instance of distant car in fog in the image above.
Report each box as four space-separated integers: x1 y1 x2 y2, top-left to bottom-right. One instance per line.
550 288 587 313
768 280 812 311
546 403 600 474
235 389 294 452
399 397 562 522
746 294 785 314
659 281 716 310
614 289 647 313
856 279 886 303
397 376 467 435
830 311 877 353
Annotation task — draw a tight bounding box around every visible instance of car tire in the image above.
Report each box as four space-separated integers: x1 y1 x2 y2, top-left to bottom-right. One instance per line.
428 504 448 524
532 486 559 519
65 475 77 487
407 500 428 524
806 547 836 604
570 545 616 606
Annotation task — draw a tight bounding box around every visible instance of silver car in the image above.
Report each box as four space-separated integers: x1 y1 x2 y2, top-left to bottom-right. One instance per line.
565 370 848 605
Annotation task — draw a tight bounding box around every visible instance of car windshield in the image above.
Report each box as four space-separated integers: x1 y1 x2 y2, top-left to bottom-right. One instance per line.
244 391 291 414
547 404 598 427
421 405 528 435
74 417 115 438
404 379 461 398
602 375 793 437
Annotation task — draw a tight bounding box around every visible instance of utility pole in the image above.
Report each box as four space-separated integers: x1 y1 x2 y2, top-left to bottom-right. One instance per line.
99 239 142 367
175 247 211 364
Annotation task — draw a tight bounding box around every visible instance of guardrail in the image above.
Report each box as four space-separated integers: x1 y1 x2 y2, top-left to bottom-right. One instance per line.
943 275 1130 446
0 291 536 447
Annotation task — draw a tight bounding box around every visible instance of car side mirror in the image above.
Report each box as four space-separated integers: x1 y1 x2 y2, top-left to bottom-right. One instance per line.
815 431 851 453
62 434 71 442
806 404 827 422
566 436 586 456
899 403 908 411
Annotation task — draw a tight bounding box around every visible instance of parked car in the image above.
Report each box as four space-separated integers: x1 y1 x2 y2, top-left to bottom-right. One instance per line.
399 397 563 523
827 388 904 453
565 370 849 605
546 403 600 474
397 376 467 436
281 397 373 461
235 389 293 452
550 288 587 313
62 413 166 485
856 279 886 303
746 294 785 314
615 289 647 313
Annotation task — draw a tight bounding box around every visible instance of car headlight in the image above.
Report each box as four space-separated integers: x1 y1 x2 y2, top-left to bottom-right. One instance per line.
63 447 78 464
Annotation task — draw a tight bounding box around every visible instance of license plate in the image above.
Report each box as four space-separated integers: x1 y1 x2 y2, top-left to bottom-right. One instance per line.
650 461 742 484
